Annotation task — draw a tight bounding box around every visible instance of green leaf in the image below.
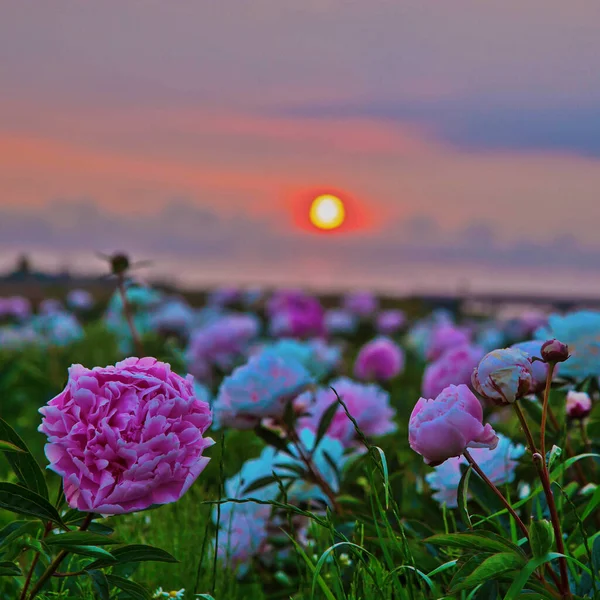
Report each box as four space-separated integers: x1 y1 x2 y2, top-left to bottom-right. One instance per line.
314 401 339 447
105 574 150 600
424 533 513 554
45 531 122 547
86 544 178 570
0 419 48 499
457 464 473 529
0 482 64 526
87 569 110 600
547 445 562 471
530 520 555 558
0 520 41 548
243 475 290 494
254 425 292 455
0 440 24 453
581 484 600 522
0 561 21 576
449 552 525 593
50 545 115 560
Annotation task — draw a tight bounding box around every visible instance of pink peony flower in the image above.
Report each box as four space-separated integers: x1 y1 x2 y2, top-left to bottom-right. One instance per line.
297 377 396 446
39 357 214 515
268 290 324 338
472 348 534 405
409 384 498 466
354 337 404 381
566 391 592 419
342 290 379 318
421 344 484 399
426 324 471 361
376 309 406 335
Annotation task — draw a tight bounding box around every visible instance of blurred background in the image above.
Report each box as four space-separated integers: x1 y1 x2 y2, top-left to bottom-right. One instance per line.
1 1 600 298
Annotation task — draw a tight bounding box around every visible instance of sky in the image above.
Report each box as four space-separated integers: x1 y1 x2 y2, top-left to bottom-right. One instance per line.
1 1 600 294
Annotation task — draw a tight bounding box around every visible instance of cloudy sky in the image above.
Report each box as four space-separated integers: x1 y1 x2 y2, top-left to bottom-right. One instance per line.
1 1 600 294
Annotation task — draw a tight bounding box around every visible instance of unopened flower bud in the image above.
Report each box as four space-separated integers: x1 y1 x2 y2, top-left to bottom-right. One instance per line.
540 339 569 364
566 391 592 419
110 252 130 275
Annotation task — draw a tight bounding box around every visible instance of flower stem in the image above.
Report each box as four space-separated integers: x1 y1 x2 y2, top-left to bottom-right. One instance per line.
540 364 556 466
513 402 538 455
27 513 93 600
19 522 52 600
117 274 144 356
463 449 529 540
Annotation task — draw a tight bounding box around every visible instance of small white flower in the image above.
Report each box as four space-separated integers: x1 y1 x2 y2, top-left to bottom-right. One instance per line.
153 588 185 599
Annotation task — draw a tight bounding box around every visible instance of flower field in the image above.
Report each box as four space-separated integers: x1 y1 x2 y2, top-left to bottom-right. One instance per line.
0 264 599 599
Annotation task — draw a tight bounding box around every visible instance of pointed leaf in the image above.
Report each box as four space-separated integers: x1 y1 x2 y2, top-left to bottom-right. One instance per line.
0 561 21 576
0 520 42 549
254 425 293 455
51 545 115 560
530 520 554 558
547 445 562 471
457 464 473 529
0 482 64 526
86 544 178 570
87 569 110 600
105 574 150 600
243 475 291 494
45 531 122 547
0 419 48 498
449 552 525 592
314 401 339 447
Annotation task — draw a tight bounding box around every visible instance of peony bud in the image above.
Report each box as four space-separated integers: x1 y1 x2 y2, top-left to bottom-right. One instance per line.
566 391 592 419
110 252 130 275
472 348 533 405
540 339 569 364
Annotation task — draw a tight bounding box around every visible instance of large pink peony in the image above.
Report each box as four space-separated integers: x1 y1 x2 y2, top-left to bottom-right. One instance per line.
409 384 498 466
39 357 214 515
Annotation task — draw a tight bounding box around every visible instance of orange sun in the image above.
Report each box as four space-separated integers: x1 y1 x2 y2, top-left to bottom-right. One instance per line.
309 194 346 230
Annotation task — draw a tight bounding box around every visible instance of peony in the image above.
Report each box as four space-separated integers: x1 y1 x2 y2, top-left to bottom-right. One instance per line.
33 312 84 347
421 343 484 399
150 297 196 336
376 309 406 335
354 337 404 381
324 309 359 336
409 384 498 466
186 313 260 380
213 348 314 429
0 296 31 321
298 377 396 446
566 391 592 419
208 286 241 308
511 341 553 392
67 289 94 311
535 311 600 379
472 348 534 405
425 434 525 507
268 290 324 339
39 357 213 515
342 291 379 318
426 324 471 362
39 299 64 316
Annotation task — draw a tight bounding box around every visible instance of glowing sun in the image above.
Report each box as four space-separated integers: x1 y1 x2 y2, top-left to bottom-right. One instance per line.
309 194 345 230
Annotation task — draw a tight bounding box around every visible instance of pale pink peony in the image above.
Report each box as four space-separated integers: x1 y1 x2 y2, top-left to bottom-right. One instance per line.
426 324 471 361
566 391 592 419
409 384 498 466
421 344 484 399
354 337 404 382
39 357 214 515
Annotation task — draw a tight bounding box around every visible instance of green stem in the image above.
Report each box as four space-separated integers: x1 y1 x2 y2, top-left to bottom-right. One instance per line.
513 402 538 455
540 364 556 466
117 274 143 356
27 514 93 600
463 449 529 540
19 522 52 600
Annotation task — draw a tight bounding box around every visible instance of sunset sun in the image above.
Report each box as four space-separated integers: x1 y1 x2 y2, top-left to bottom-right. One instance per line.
309 194 346 230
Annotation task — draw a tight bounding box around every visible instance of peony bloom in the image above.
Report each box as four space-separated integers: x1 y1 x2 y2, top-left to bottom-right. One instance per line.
540 338 570 364
476 325 507 353
535 311 600 379
425 434 525 507
354 337 404 381
208 286 241 308
376 309 406 335
150 297 196 336
213 348 314 429
324 309 359 336
511 341 553 392
566 391 592 419
258 338 341 381
0 325 41 349
421 343 484 399
409 384 498 466
39 357 213 514
39 299 64 316
426 324 471 362
0 296 31 321
297 377 396 446
472 348 533 405
186 314 260 380
67 289 94 311
268 290 324 339
33 312 84 347
342 291 379 318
